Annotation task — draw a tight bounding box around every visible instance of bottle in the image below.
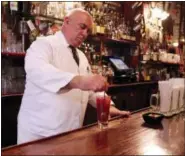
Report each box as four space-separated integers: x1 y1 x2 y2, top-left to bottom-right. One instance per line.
100 18 105 34
27 19 40 42
19 17 28 52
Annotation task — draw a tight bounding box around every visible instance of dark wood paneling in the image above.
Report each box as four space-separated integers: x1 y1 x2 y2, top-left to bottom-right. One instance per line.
83 104 97 126
1 95 22 148
108 81 158 111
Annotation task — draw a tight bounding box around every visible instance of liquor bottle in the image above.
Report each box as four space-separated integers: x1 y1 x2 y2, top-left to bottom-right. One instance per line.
19 17 28 52
2 2 8 23
100 18 105 34
134 13 143 23
27 19 40 42
10 1 30 16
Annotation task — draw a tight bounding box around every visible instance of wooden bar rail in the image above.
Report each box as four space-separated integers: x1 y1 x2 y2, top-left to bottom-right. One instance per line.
109 81 158 88
2 108 185 155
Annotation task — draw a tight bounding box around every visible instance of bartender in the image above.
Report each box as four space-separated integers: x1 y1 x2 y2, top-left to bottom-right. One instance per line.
17 8 130 144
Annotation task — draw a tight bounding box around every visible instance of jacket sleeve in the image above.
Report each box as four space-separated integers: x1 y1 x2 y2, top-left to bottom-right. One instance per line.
25 37 76 93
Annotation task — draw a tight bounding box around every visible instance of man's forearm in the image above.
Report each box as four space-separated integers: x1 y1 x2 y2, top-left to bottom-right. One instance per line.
66 75 82 89
65 75 108 92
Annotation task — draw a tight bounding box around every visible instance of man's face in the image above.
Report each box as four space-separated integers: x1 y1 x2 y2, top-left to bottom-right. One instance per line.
65 13 93 47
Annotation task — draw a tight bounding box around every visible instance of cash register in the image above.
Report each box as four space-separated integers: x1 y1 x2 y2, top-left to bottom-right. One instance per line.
108 57 137 84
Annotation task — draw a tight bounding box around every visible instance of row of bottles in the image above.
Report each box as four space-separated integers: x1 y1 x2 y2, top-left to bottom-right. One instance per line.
85 2 136 40
29 2 136 41
30 2 83 19
139 1 184 81
140 65 181 81
2 2 138 53
2 22 23 53
79 42 104 66
78 41 114 83
30 2 136 40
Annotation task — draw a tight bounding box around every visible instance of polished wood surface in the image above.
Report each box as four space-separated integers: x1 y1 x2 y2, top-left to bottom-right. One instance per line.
2 108 185 155
109 81 158 88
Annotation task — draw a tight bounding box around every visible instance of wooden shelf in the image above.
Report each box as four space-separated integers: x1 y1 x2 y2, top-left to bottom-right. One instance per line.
34 15 63 24
31 15 136 45
105 37 136 45
2 52 26 57
109 81 158 88
87 34 136 45
141 60 181 66
2 93 23 97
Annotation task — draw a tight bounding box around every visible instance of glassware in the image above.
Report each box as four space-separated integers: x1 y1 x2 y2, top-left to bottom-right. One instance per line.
107 66 114 84
150 93 160 112
96 95 111 129
16 42 22 53
179 86 185 112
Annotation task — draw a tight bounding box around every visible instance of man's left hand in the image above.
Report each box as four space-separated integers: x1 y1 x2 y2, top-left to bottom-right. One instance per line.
109 105 130 117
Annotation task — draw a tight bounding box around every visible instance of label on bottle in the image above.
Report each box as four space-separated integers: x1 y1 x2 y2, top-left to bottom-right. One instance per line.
10 2 18 11
100 26 105 34
92 23 96 35
2 2 8 6
96 25 101 33
27 20 36 31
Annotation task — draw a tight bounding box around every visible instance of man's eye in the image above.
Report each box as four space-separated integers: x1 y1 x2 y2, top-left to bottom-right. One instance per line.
79 24 86 30
79 23 91 34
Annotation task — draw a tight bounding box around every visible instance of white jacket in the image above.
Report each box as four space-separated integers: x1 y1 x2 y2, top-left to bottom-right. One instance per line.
18 31 99 137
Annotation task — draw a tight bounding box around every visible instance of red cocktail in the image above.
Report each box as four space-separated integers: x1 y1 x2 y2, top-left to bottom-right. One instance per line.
96 96 111 129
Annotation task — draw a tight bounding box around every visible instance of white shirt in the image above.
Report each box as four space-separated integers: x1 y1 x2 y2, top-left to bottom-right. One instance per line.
18 31 99 137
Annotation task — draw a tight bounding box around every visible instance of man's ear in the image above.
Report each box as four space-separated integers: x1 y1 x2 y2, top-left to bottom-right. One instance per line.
64 17 70 25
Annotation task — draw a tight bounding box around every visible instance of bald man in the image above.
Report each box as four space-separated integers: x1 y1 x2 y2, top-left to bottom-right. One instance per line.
17 8 130 144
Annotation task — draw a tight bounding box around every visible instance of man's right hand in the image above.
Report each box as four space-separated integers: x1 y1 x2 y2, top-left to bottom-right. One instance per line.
68 75 109 92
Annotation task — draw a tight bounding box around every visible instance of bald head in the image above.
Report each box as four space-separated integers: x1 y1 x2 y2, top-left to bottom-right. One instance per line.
66 8 92 20
62 8 93 47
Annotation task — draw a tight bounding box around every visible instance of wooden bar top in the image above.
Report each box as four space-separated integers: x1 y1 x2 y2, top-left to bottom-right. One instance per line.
2 108 185 155
109 81 158 88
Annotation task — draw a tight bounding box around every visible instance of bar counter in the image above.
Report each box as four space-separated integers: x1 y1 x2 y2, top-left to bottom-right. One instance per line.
2 108 185 155
109 81 158 88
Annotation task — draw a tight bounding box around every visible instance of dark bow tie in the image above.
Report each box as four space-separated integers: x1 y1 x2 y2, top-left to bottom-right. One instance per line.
69 45 79 66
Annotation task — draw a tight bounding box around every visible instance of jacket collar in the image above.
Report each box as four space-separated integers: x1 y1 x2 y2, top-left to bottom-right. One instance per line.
55 31 69 48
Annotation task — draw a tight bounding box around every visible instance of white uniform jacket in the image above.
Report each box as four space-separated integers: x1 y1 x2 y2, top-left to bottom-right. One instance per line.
18 31 99 137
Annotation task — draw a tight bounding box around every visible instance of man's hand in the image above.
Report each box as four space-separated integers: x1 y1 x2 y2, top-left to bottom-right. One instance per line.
118 110 130 117
67 74 109 92
109 105 130 117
